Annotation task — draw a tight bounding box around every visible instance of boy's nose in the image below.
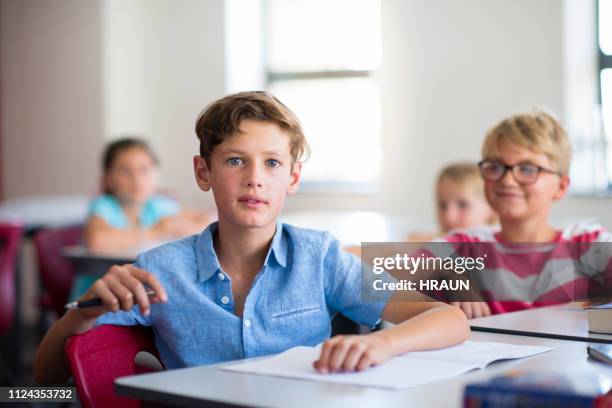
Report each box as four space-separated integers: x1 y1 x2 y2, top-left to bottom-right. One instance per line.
499 168 518 186
244 164 264 188
443 208 458 224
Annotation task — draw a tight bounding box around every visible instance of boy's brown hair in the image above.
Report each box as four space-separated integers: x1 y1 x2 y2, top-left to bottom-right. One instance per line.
481 110 572 175
195 91 310 168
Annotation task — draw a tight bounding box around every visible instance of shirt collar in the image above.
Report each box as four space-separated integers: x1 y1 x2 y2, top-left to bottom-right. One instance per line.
266 220 287 268
195 220 287 283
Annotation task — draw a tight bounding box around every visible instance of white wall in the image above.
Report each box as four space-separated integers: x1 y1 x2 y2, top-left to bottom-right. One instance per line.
2 0 612 229
1 0 103 198
284 0 612 229
380 0 565 219
102 0 224 209
1 0 224 210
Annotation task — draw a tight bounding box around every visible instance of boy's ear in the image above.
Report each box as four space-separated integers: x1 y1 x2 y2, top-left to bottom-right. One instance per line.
193 155 212 192
552 175 570 201
287 161 302 194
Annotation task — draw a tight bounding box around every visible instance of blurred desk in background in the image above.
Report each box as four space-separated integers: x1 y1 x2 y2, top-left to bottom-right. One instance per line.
62 243 165 302
470 303 612 344
281 210 431 246
0 194 90 234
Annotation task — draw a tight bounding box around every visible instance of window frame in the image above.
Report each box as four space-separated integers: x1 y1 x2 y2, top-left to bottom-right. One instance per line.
597 0 612 192
261 0 382 194
597 0 612 103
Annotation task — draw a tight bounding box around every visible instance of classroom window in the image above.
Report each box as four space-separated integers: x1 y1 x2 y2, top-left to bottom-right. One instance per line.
601 0 612 187
571 0 612 193
264 0 383 192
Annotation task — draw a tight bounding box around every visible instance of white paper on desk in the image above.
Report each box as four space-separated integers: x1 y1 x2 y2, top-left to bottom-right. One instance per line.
220 341 552 390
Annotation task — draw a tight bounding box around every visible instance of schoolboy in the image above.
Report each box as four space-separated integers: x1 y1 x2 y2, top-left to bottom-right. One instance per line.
34 91 469 383
447 110 611 317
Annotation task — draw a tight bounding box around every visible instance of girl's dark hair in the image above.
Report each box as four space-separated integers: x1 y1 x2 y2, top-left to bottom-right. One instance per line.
102 138 159 195
102 137 159 172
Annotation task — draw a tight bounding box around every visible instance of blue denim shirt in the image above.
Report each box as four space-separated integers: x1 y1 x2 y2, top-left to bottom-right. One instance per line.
95 221 392 369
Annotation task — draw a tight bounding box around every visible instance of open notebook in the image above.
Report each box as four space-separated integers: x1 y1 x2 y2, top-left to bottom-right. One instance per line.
220 341 552 390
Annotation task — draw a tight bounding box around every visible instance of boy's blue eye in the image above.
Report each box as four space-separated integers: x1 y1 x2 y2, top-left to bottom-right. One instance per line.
518 164 538 175
227 158 242 166
266 159 280 168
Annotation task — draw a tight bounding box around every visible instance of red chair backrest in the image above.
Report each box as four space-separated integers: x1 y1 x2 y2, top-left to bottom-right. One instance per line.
65 324 161 408
0 222 24 335
33 225 83 316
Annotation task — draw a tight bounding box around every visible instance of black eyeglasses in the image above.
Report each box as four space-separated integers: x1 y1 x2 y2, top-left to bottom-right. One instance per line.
478 160 562 185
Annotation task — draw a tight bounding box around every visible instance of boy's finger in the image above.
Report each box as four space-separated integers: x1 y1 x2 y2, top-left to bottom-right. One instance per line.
462 302 473 319
316 340 335 373
356 350 373 371
105 274 135 311
481 302 491 316
128 265 168 302
472 304 483 319
92 281 120 313
120 273 151 315
342 343 365 371
329 341 351 372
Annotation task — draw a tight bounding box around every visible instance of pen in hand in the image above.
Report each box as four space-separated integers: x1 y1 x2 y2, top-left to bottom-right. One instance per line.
64 289 157 310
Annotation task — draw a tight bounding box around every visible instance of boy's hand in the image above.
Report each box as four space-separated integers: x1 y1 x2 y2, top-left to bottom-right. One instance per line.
75 264 168 321
450 301 491 319
313 333 394 374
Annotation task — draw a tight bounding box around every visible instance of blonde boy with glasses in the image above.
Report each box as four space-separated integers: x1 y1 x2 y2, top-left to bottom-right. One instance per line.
446 110 611 318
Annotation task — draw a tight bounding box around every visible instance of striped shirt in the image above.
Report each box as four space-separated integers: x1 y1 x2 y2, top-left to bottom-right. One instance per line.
442 222 612 314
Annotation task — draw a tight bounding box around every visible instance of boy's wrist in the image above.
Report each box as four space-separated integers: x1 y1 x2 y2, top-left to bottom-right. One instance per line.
371 329 402 355
64 309 97 334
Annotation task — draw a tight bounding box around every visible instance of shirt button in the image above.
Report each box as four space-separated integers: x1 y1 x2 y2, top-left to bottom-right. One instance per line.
218 273 225 280
221 296 229 305
244 319 251 328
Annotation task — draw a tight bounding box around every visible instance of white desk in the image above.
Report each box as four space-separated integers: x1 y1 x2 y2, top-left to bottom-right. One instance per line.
62 241 169 274
62 246 139 280
63 245 138 264
470 303 612 344
114 332 612 408
0 194 90 233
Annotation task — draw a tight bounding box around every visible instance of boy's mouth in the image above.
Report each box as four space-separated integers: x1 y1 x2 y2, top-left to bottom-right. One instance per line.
238 194 268 208
495 190 525 199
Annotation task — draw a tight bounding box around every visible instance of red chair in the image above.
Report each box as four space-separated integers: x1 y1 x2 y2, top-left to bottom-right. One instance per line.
0 222 24 335
33 225 83 317
0 222 24 384
65 325 162 408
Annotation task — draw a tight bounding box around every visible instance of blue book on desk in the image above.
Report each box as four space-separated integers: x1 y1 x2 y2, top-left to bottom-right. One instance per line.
464 371 612 408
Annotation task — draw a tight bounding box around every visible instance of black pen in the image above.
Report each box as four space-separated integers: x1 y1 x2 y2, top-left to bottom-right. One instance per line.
64 289 157 309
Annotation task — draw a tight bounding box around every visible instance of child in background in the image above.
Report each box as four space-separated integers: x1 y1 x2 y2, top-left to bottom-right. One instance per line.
71 138 215 299
445 110 612 318
408 162 496 241
85 138 214 251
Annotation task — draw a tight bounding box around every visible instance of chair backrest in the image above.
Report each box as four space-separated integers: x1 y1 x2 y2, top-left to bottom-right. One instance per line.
0 222 24 335
65 324 161 408
33 225 83 316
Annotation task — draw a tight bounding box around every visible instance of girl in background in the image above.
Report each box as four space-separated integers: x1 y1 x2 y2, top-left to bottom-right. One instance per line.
85 138 214 251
